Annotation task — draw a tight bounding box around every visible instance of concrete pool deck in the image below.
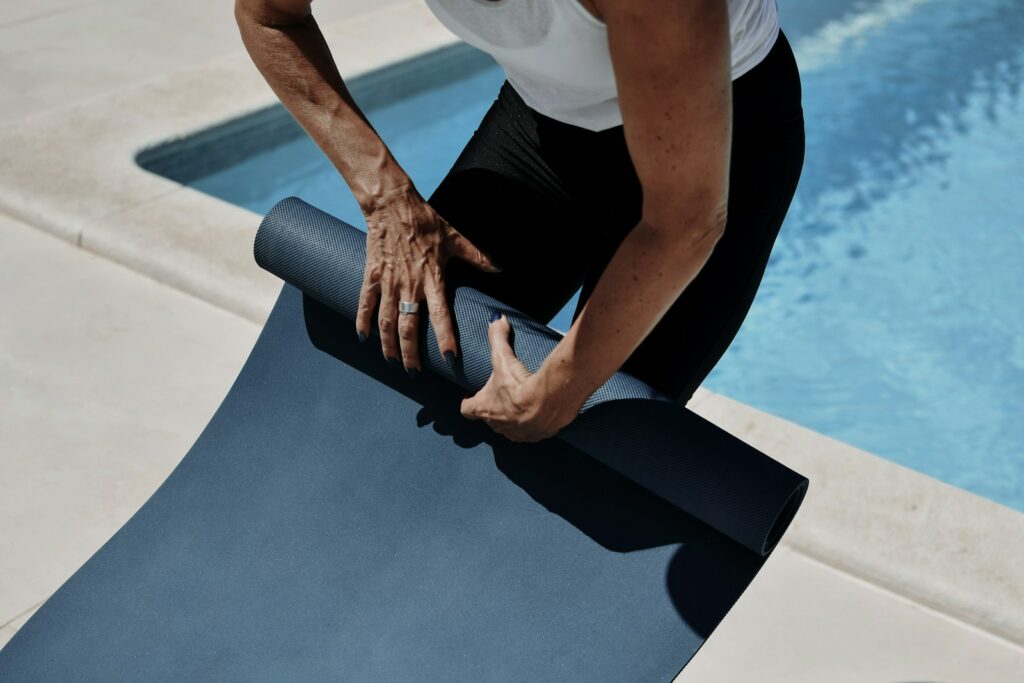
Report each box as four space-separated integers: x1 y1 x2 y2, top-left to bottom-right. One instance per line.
1 1 1022 680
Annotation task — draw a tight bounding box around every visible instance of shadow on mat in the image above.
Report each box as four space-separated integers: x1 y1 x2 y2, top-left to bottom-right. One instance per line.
303 294 763 637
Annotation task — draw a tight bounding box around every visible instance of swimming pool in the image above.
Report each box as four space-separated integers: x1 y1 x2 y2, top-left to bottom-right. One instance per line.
139 0 1024 512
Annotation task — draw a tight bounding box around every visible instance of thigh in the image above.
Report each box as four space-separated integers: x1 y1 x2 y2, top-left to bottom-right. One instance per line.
576 30 806 404
427 81 600 324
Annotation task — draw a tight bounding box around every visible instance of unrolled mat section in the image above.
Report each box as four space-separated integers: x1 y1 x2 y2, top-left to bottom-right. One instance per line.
0 198 808 682
255 197 808 557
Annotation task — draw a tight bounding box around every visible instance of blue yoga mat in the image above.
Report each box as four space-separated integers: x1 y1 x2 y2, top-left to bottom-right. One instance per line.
0 198 807 681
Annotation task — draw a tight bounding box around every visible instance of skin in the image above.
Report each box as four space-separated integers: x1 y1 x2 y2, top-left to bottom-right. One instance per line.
235 0 501 377
236 0 732 443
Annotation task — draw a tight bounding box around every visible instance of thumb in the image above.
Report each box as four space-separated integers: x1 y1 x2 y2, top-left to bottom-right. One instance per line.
487 313 531 382
446 228 502 273
461 374 496 419
460 392 484 420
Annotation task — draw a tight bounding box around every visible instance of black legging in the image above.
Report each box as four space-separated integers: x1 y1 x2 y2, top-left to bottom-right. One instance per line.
429 29 805 405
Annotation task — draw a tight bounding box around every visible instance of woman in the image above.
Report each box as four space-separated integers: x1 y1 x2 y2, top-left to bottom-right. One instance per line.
235 0 805 443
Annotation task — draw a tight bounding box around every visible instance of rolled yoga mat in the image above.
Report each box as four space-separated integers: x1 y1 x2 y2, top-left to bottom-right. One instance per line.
254 198 808 557
0 197 808 681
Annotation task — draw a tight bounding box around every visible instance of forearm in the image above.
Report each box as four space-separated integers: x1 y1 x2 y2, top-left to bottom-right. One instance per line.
234 1 411 210
460 0 734 442
536 213 725 408
530 1 733 408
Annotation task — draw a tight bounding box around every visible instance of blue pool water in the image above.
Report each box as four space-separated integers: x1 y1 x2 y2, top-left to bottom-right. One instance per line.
140 0 1024 511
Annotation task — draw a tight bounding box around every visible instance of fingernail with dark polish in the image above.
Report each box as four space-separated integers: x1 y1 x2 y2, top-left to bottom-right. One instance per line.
407 367 419 379
357 331 367 343
488 310 502 324
444 351 456 369
387 357 401 370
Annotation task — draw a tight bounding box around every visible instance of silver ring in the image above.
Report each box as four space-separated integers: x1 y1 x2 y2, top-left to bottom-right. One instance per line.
398 300 420 315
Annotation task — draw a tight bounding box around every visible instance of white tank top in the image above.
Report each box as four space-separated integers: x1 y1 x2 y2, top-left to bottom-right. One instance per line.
423 0 780 132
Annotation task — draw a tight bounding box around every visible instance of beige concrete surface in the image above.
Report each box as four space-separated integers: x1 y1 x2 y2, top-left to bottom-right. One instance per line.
1 0 1023 679
0 0 409 124
0 606 37 651
2 211 1020 680
0 212 260 630
0 219 1021 676
0 1 457 321
689 392 1024 646
678 547 1024 682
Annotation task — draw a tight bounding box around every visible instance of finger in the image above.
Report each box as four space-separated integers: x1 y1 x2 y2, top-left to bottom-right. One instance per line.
377 275 400 363
397 286 422 375
487 313 533 383
461 376 499 419
423 276 458 363
486 313 515 366
487 313 530 382
445 228 502 273
460 393 485 420
356 265 381 342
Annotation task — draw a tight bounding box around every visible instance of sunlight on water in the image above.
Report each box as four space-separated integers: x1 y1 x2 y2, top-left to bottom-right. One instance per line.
181 0 1024 510
707 0 1024 508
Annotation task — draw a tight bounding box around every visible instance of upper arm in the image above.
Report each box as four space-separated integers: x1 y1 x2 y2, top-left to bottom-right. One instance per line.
594 0 732 236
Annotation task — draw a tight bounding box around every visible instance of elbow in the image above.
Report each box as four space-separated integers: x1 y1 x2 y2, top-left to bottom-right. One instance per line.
234 0 264 32
696 201 728 247
643 195 729 253
234 0 252 27
235 0 313 30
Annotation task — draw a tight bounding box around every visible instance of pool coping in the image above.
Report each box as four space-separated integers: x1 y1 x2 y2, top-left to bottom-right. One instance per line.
0 0 1021 647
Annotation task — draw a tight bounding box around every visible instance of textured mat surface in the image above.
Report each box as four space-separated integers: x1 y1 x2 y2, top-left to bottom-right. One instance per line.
0 199 807 681
255 198 808 557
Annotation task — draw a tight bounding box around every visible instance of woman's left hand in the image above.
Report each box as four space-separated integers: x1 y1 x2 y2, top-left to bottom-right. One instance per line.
460 314 582 442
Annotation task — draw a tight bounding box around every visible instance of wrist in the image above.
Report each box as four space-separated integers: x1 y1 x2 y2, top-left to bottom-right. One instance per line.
533 346 592 418
354 163 416 216
363 181 417 215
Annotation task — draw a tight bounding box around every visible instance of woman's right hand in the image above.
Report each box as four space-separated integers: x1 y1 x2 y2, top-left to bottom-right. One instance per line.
236 0 492 372
356 181 501 375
